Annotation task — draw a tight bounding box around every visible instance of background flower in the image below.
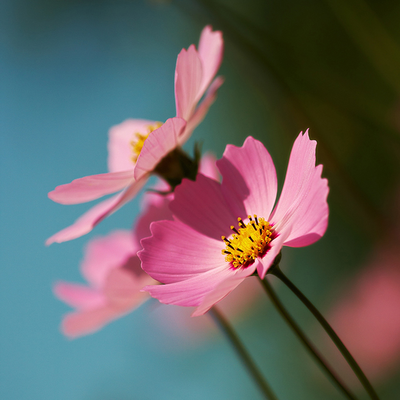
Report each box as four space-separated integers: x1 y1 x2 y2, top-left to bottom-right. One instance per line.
54 230 154 338
46 25 223 245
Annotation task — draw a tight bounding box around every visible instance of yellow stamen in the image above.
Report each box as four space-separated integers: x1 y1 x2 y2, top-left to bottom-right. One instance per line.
222 215 273 268
130 122 163 164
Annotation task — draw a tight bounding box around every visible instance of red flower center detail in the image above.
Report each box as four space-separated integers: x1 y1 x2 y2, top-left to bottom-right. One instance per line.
221 215 273 268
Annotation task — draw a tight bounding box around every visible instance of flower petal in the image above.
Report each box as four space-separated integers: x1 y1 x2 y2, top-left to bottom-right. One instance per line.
142 265 231 308
134 192 173 243
192 263 256 316
107 119 157 173
46 176 147 245
61 306 122 338
139 219 225 284
175 45 203 122
53 282 105 310
270 131 329 246
217 136 278 219
81 230 138 287
257 228 292 279
169 174 236 240
180 77 224 144
197 26 224 98
104 268 152 307
199 152 220 181
48 170 135 205
133 117 186 180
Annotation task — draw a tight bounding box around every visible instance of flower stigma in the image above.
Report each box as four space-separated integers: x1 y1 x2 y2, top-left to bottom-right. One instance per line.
222 215 273 268
130 122 163 164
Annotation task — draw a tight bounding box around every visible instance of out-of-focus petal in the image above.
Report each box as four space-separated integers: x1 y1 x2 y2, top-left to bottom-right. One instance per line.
61 306 120 338
53 282 105 310
134 117 186 180
199 152 220 181
46 176 147 245
270 131 329 244
140 219 225 284
180 77 224 144
175 45 203 122
193 262 256 316
108 119 157 173
197 26 224 98
104 268 152 308
170 174 236 240
218 136 278 220
48 170 135 205
81 230 138 287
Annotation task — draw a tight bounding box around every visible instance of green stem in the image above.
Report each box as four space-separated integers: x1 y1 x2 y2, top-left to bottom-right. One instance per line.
209 306 278 400
259 277 357 400
269 265 380 400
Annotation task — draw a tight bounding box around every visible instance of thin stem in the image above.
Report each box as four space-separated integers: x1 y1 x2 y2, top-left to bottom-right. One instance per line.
269 266 380 400
209 306 278 400
259 277 357 400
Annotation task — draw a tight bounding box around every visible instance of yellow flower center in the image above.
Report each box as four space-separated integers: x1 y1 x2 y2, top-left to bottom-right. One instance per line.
130 122 163 164
222 215 273 268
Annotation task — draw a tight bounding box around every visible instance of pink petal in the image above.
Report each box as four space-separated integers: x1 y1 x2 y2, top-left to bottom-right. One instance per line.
217 136 278 220
61 306 122 338
197 26 224 98
198 152 220 181
48 170 135 205
134 192 173 243
328 260 400 381
139 219 225 284
107 119 157 173
180 77 224 144
192 263 256 316
46 176 147 245
133 117 186 180
81 230 138 287
53 282 105 310
257 229 292 279
169 174 236 240
104 268 153 308
270 131 329 246
142 265 232 308
174 45 203 122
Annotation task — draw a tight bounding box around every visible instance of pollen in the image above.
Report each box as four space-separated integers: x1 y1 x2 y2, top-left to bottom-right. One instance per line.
130 122 163 164
222 215 273 269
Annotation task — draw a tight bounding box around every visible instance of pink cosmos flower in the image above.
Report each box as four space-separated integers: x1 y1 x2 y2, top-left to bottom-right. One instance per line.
140 132 329 316
46 26 223 245
54 154 219 337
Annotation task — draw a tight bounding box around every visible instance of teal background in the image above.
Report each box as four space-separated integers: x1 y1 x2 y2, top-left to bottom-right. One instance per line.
2 0 400 399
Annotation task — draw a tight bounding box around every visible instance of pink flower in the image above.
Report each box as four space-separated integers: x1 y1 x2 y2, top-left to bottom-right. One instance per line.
140 132 329 316
327 229 400 382
47 26 223 245
54 154 219 337
54 230 154 338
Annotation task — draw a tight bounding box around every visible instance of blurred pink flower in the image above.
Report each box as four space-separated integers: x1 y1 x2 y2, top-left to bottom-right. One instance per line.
47 26 223 245
54 230 154 338
140 132 329 316
328 232 400 383
54 154 219 337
